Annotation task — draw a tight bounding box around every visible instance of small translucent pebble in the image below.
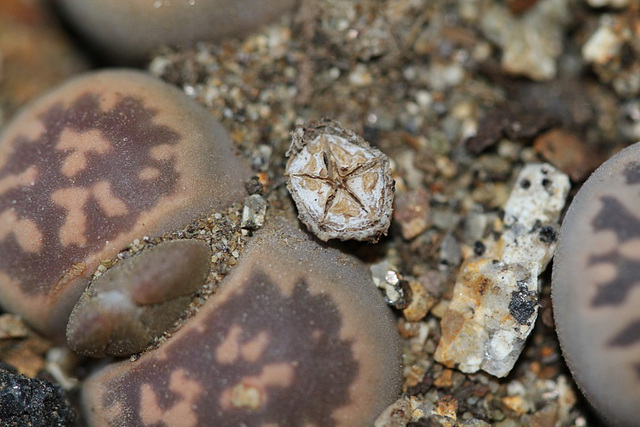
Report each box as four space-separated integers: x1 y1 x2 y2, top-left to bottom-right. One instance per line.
285 119 395 243
67 239 212 357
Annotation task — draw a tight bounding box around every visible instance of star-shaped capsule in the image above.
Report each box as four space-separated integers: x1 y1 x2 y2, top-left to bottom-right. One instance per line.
285 119 394 243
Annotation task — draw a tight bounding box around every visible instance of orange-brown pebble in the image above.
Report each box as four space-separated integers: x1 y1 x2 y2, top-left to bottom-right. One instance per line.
393 188 430 240
402 279 437 322
435 395 458 419
82 217 401 426
502 395 530 415
533 129 602 182
0 314 52 377
433 369 454 388
0 69 251 342
56 0 298 62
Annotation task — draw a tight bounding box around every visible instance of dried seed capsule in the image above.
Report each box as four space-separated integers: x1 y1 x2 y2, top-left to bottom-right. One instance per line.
285 119 394 243
82 217 402 426
67 239 212 358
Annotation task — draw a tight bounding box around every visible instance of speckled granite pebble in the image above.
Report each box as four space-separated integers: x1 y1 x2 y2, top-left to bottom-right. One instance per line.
435 163 570 377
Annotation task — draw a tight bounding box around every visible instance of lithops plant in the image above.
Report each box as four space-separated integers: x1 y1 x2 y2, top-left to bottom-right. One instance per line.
0 69 251 344
553 142 640 426
55 0 298 62
82 216 402 426
285 119 395 243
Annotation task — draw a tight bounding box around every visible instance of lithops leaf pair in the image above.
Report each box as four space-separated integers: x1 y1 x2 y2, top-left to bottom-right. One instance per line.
83 216 401 426
0 69 251 345
56 0 298 62
285 119 395 243
553 142 640 426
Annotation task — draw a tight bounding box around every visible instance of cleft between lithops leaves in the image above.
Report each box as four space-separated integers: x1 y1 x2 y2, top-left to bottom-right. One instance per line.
66 239 212 358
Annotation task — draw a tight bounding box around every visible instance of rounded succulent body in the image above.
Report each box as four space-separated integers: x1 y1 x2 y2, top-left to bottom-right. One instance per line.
0 69 251 342
553 142 640 426
56 0 298 62
82 216 401 426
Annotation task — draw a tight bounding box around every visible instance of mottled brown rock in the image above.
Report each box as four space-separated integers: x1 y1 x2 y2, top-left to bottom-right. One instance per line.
553 142 640 426
56 0 298 62
0 70 251 342
82 216 401 426
67 239 212 357
0 314 51 378
393 188 430 240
